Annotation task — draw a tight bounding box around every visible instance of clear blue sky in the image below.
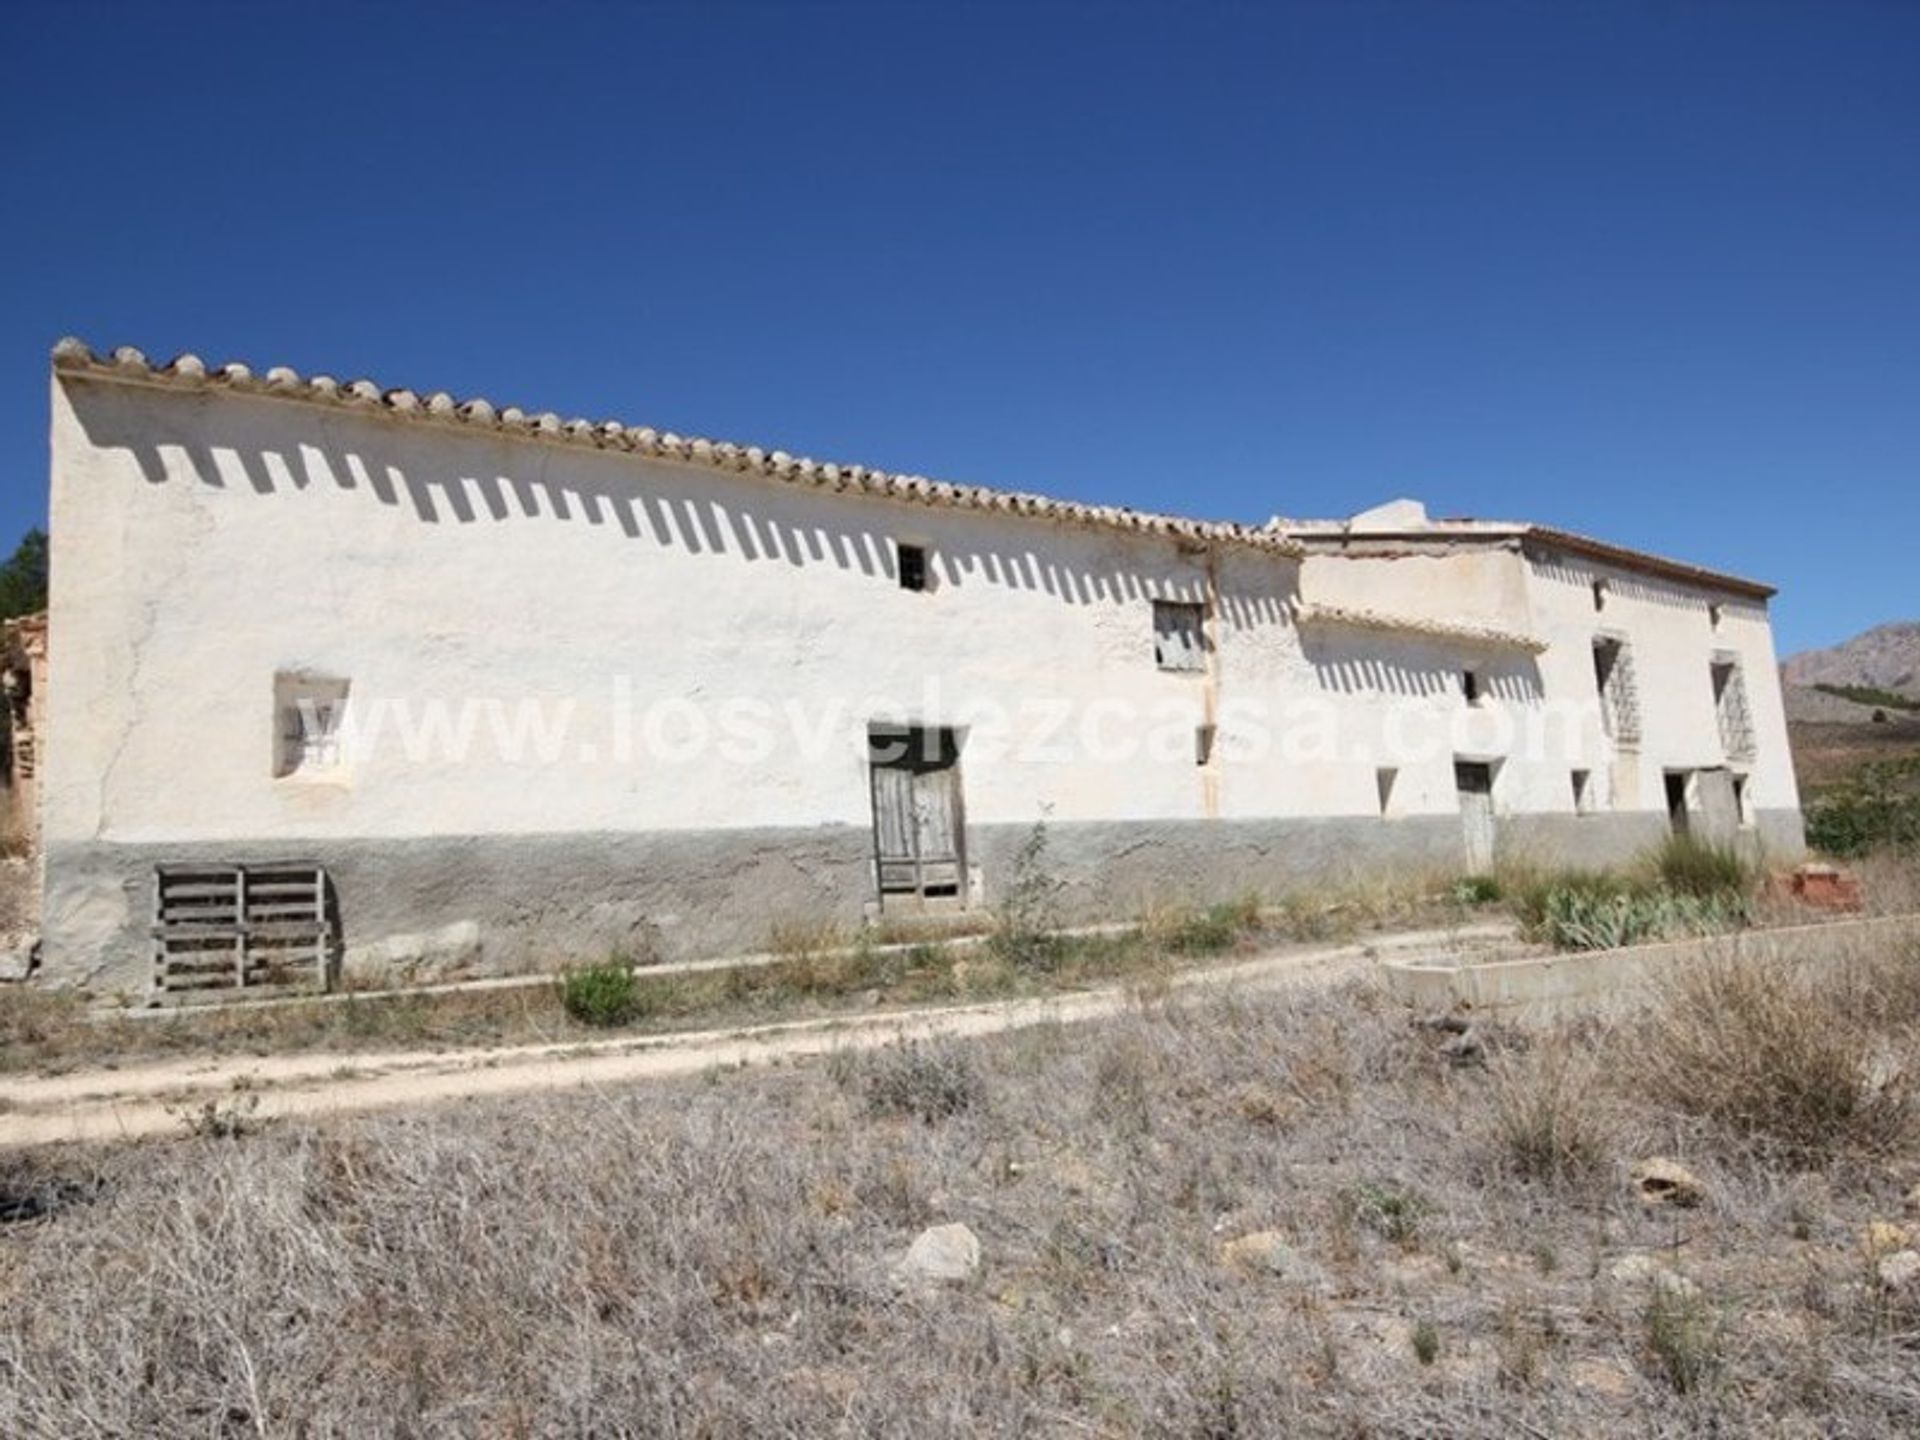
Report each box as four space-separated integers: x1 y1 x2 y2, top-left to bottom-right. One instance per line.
3 1 1915 654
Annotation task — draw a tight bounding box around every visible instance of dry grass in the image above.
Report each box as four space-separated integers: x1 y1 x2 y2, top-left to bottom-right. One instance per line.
1484 1031 1614 1186
3 929 1920 1435
0 890 1487 1079
1638 945 1920 1163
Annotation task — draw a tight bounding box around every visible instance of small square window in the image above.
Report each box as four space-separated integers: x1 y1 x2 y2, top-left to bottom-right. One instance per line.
1571 768 1593 814
897 543 928 592
1376 767 1398 816
1153 600 1207 672
275 673 350 779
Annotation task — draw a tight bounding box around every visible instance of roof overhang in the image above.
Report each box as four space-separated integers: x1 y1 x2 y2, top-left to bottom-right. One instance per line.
1292 601 1548 653
52 339 1305 558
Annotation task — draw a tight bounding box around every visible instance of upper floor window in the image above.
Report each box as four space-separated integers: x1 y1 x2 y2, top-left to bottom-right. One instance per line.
1592 637 1641 747
1711 655 1755 760
1461 669 1485 706
1153 600 1206 672
896 542 929 592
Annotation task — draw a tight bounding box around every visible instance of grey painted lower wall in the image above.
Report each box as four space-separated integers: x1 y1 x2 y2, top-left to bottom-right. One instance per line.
40 807 1806 998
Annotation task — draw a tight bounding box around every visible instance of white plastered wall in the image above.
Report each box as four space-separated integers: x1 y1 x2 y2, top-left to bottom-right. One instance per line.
46 378 1327 846
45 377 1802 869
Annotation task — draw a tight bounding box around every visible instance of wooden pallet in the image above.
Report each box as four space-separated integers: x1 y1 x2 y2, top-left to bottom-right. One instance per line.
151 863 335 1005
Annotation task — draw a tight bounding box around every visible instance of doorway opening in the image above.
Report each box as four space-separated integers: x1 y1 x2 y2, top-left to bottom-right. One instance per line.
869 725 967 909
1454 760 1497 875
1664 770 1692 835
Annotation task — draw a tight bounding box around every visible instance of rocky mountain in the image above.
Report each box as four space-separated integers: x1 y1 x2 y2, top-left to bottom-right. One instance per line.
1783 621 1920 701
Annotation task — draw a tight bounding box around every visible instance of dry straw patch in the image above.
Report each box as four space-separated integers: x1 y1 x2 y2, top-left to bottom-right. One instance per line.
1636 939 1920 1163
4 928 1920 1434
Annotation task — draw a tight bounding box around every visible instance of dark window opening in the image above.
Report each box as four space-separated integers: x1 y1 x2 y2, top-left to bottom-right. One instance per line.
1153 600 1207 672
897 543 928 592
1571 768 1592 814
1461 670 1483 705
1195 724 1216 766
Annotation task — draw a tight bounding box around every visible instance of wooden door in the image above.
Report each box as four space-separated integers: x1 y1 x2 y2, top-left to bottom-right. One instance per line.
1454 761 1496 875
870 727 965 902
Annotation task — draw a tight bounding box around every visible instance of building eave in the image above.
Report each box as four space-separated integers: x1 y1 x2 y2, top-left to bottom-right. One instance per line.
1521 527 1775 601
1278 521 1774 601
51 339 1306 558
1292 601 1548 654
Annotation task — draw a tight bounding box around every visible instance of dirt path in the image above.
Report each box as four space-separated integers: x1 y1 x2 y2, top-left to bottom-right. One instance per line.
0 923 1517 1149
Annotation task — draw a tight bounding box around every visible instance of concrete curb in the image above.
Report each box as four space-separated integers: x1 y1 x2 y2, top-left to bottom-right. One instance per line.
1382 911 1920 1020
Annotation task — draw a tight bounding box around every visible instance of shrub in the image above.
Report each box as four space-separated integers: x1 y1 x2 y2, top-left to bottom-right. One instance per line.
1453 875 1504 906
855 1040 983 1123
1486 1038 1609 1185
175 1095 259 1140
991 818 1067 973
1530 884 1748 951
1642 1285 1721 1394
558 960 642 1028
1507 867 1635 937
766 917 848 960
1638 952 1917 1161
1806 759 1920 858
1147 898 1260 957
1812 682 1920 713
1653 834 1752 899
1510 841 1757 951
1346 1180 1426 1246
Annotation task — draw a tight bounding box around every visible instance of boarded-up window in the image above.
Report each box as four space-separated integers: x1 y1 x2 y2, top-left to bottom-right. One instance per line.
1712 656 1755 761
1153 601 1206 672
1592 638 1641 747
152 862 336 1002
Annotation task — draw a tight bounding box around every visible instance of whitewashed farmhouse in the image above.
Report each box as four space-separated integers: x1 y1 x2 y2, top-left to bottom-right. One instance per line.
40 339 1802 998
